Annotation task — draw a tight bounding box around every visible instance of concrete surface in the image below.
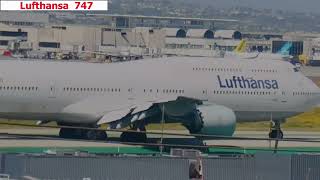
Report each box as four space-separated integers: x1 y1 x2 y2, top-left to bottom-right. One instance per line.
0 128 319 148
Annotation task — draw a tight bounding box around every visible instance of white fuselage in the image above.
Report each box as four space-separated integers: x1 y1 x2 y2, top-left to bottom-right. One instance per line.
0 57 318 124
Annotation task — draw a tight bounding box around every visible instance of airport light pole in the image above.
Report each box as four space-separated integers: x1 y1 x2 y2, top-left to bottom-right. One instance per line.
160 104 165 155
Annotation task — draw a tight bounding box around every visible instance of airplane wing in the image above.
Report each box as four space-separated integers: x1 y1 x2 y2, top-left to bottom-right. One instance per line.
61 96 201 128
103 96 203 129
97 102 154 125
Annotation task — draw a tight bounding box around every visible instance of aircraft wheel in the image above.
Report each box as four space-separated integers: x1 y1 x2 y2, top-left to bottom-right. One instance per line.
96 131 108 140
83 130 98 140
82 130 108 140
59 128 67 138
120 131 147 143
59 128 76 139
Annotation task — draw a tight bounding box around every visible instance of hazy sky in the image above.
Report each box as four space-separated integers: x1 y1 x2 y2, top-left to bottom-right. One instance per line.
195 0 320 13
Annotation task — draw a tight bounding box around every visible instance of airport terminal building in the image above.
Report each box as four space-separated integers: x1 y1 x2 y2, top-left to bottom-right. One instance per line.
0 12 319 62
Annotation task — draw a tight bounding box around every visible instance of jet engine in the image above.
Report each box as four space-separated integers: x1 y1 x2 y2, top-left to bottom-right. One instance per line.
186 105 236 137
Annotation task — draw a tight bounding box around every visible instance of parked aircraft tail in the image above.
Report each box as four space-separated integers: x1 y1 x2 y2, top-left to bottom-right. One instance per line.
234 40 247 53
278 42 292 55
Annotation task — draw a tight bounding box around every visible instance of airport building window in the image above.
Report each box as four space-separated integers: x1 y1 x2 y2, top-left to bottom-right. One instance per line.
0 31 27 37
39 42 60 48
0 40 8 46
52 26 67 30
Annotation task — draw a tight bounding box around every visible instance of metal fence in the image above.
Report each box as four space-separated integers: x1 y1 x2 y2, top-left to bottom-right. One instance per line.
1 154 190 180
203 156 256 180
1 153 320 180
291 154 320 180
255 153 292 180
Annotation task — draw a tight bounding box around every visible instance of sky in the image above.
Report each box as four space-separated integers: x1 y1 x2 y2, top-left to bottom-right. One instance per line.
190 0 320 13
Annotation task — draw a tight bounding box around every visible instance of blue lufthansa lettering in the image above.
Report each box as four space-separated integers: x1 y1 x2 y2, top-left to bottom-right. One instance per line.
265 80 271 89
218 75 226 88
217 75 279 89
272 80 279 89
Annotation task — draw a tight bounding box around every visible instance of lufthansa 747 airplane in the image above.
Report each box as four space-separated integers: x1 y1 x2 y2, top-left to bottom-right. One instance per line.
0 57 319 142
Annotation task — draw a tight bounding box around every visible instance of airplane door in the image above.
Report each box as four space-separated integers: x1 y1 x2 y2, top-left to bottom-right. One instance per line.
200 89 208 101
128 88 135 101
49 82 56 98
271 91 288 108
273 91 288 104
280 91 288 103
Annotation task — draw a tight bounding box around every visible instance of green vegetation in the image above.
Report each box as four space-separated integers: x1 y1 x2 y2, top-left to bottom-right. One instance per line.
146 123 186 130
238 108 320 131
0 120 56 129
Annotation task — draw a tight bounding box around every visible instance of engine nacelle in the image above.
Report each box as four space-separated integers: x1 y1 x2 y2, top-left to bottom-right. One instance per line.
189 105 236 137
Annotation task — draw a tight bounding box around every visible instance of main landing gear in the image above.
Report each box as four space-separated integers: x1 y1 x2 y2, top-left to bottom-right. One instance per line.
268 121 284 139
120 123 147 143
59 126 107 140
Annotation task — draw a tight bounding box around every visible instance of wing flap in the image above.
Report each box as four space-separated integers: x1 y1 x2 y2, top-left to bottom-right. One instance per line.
97 99 174 126
97 108 133 125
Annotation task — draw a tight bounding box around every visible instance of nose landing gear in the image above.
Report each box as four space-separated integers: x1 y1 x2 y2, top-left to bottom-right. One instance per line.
268 121 284 139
